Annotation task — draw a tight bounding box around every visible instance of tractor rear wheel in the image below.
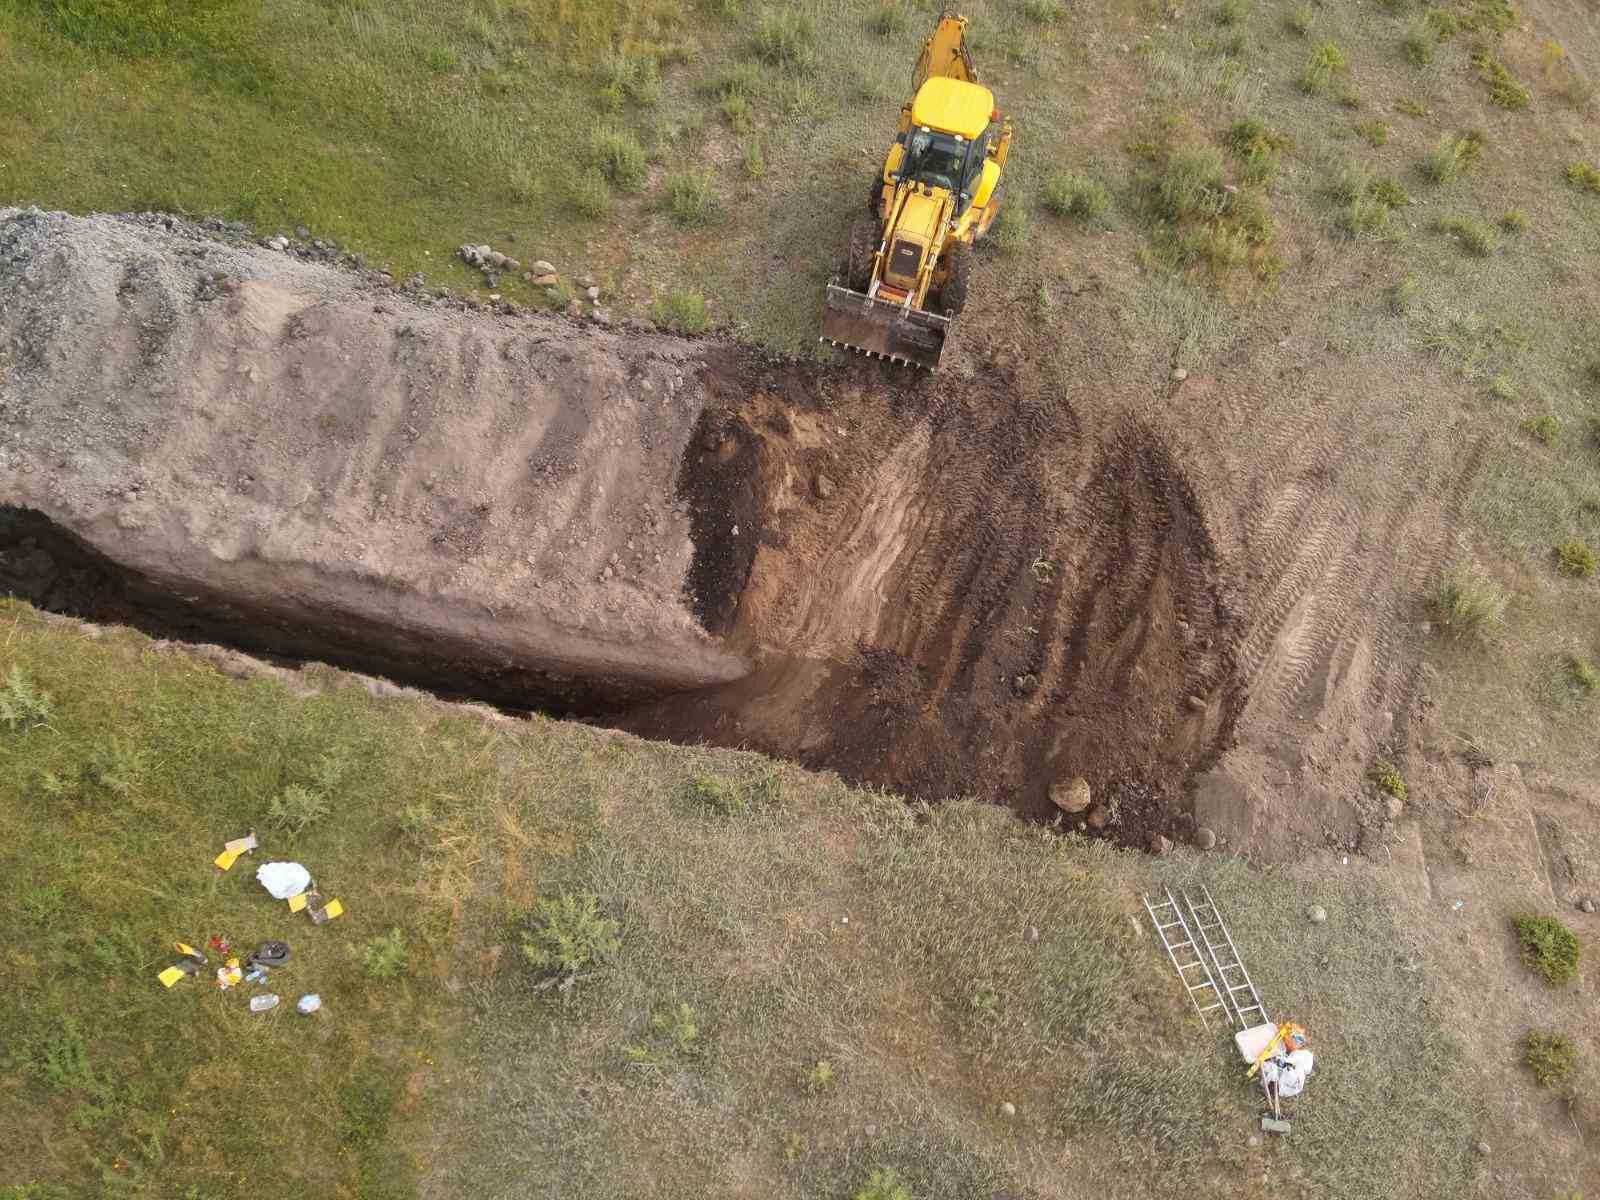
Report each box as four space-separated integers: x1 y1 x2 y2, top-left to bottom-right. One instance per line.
846 216 878 293
939 242 971 316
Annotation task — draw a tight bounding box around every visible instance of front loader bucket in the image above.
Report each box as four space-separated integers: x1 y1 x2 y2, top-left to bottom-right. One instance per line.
819 284 950 370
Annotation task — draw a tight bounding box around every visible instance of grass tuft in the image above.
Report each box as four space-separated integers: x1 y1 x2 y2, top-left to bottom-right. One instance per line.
570 168 612 220
521 892 621 982
662 170 716 225
1153 146 1227 221
989 204 1030 256
1286 2 1314 35
1427 565 1508 636
1519 413 1559 445
1510 914 1581 985
754 11 818 72
867 5 908 36
1024 0 1066 20
650 288 712 334
854 1168 914 1200
1221 116 1289 184
353 926 410 980
1497 208 1528 234
1554 540 1598 578
1403 22 1435 66
1566 162 1600 195
1434 214 1498 256
1215 0 1247 25
1473 51 1530 109
0 665 53 732
1371 763 1408 802
1423 131 1484 183
590 127 648 193
1521 1031 1577 1086
1390 274 1419 313
1043 170 1110 221
1299 41 1348 96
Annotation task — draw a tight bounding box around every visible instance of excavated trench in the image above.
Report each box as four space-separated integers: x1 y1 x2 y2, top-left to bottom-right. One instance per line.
0 207 1250 849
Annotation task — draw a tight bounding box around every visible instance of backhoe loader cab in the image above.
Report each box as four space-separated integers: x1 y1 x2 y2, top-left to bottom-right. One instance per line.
821 12 1012 369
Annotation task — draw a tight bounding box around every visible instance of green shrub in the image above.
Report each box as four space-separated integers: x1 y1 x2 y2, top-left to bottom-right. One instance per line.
1423 131 1483 183
571 168 612 220
1215 0 1247 25
1460 0 1514 34
867 4 907 35
1434 214 1498 256
0 666 52 732
1498 207 1529 234
740 136 767 179
1556 540 1598 578
1428 565 1507 636
854 1169 913 1200
989 203 1029 256
1356 119 1390 147
1232 190 1273 243
590 127 647 193
713 60 763 100
1473 51 1530 109
1567 654 1600 694
596 48 661 109
720 93 754 133
1390 275 1419 313
1403 22 1434 65
1522 1031 1577 1086
1286 3 1313 35
1397 95 1428 116
650 1001 699 1052
1153 146 1226 220
1567 162 1600 195
754 11 817 72
663 170 715 225
267 782 329 835
1519 413 1559 445
1424 5 1460 38
1044 169 1110 220
1369 176 1409 207
1024 0 1065 20
1489 374 1519 402
1510 914 1581 985
1337 195 1390 237
354 927 409 980
1221 116 1288 184
1371 763 1407 802
1564 71 1597 112
1329 160 1370 204
650 289 712 334
1299 41 1348 95
804 1058 836 1092
687 765 783 814
423 46 459 74
522 892 621 979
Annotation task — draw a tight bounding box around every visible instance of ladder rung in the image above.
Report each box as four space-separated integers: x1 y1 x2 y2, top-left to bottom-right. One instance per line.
1229 983 1256 993
1156 920 1185 931
1168 940 1193 951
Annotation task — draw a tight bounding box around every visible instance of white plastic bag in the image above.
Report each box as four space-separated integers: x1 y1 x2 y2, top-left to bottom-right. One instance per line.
256 861 311 900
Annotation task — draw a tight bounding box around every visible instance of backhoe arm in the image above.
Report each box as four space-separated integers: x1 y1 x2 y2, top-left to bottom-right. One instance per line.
912 12 977 91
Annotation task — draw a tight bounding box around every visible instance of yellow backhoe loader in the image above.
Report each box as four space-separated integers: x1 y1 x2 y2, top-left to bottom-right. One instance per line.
820 11 1012 370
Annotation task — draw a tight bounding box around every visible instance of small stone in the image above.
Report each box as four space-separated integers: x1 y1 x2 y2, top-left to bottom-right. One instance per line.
1248 1134 1261 1148
486 250 507 269
1001 1102 1016 1117
504 258 520 271
1307 905 1327 924
532 272 559 287
1186 694 1206 711
1581 898 1595 914
531 259 556 275
488 293 501 302
1386 795 1404 820
576 274 596 289
813 473 836 500
267 235 289 251
1172 367 1189 381
1025 925 1039 942
864 1124 878 1138
1085 803 1111 830
585 285 600 301
1050 777 1093 815
1194 826 1217 850
1149 833 1172 855
294 225 310 239
1475 1142 1491 1157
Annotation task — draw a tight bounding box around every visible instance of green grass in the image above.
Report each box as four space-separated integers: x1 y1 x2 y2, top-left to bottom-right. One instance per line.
0 605 1494 1199
1521 1030 1577 1086
649 288 712 334
591 127 648 193
1434 214 1499 256
1555 540 1598 578
1473 51 1530 109
1152 145 1227 221
1403 21 1435 66
1428 565 1509 637
1510 914 1581 985
1423 131 1484 183
1567 162 1600 195
753 10 818 72
662 169 716 225
1519 413 1560 445
1299 41 1348 96
1042 169 1110 221
1220 115 1288 184
1286 2 1314 36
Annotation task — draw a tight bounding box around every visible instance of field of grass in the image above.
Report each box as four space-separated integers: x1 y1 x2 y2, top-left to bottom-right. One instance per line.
0 602 1493 1198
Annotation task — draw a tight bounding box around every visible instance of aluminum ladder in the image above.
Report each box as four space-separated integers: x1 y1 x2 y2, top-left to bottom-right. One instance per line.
1142 886 1228 1028
1181 884 1269 1030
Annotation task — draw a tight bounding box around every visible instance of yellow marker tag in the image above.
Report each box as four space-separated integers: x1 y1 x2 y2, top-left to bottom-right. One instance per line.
175 941 202 960
214 848 240 871
158 966 187 988
322 898 344 921
287 893 308 913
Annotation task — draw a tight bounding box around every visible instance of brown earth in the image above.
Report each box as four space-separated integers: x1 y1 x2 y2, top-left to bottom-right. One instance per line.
0 207 1471 859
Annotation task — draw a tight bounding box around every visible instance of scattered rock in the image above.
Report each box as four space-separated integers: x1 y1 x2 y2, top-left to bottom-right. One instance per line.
521 271 533 283
575 274 596 289
532 272 559 287
864 1124 878 1139
1025 925 1039 942
294 225 310 239
1248 1134 1261 1148
1185 694 1206 711
585 285 601 301
1581 898 1595 914
1172 366 1188 381
1386 795 1404 820
1148 832 1172 854
485 250 507 269
1085 803 1112 830
813 473 836 500
1050 777 1093 815
1307 905 1327 924
1475 1141 1491 1157
1000 1101 1016 1117
531 259 556 275
265 235 289 252
1194 825 1217 850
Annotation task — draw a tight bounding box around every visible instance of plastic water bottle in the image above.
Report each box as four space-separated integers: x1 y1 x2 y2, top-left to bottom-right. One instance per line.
249 993 280 1013
296 993 322 1015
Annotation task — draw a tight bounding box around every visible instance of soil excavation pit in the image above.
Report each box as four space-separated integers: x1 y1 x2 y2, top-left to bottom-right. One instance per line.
0 208 1241 846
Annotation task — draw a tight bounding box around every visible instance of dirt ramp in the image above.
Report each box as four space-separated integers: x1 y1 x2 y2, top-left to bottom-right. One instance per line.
632 356 1241 840
0 208 746 709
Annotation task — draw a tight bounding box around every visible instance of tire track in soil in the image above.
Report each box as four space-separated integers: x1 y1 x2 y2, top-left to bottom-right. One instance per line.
629 354 1240 850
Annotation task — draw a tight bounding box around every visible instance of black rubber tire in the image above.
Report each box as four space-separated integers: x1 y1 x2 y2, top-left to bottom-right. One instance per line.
939 242 971 316
846 215 878 293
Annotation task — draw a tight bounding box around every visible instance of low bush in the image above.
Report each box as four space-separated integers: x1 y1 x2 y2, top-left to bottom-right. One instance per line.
1372 763 1407 802
663 170 715 225
740 136 766 179
1423 131 1483 183
0 665 52 732
1473 51 1530 109
354 927 409 980
1286 3 1313 34
804 1058 836 1092
570 168 611 220
1567 162 1600 195
1403 22 1434 65
1215 0 1247 25
1428 565 1507 636
1044 169 1110 220
1510 914 1580 985
1519 413 1559 445
1522 1030 1577 1086
687 765 784 815
867 5 907 35
854 1169 913 1200
1556 540 1598 578
1024 0 1066 20
1566 654 1599 694
590 127 647 193
1356 119 1390 147
1434 214 1498 256
650 289 712 334
1221 116 1288 184
754 11 817 72
522 892 621 979
989 203 1029 256
1153 146 1226 220
1498 208 1529 234
1390 275 1419 313
1337 194 1390 237
1299 41 1348 95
